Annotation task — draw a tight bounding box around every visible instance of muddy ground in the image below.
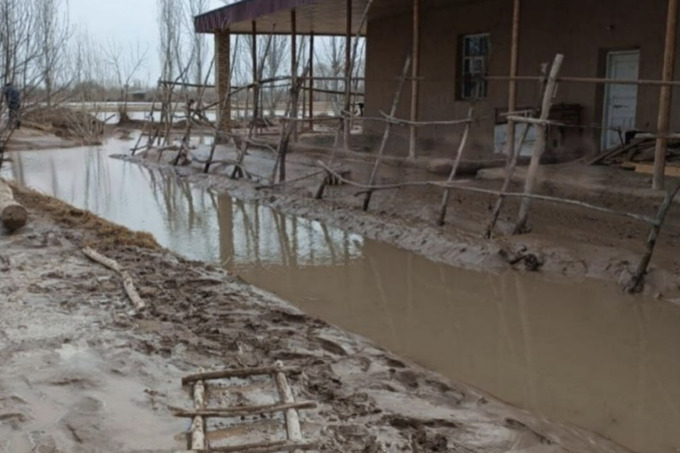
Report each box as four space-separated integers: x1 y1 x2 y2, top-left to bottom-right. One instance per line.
126 133 680 302
0 185 636 452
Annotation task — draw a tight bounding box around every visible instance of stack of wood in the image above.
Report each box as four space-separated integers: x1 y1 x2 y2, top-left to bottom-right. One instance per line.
587 137 680 176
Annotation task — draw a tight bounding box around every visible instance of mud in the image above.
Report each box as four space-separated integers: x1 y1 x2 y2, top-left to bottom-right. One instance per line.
0 187 633 452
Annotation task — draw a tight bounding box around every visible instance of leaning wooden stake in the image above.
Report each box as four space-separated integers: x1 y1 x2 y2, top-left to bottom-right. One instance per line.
437 107 473 226
274 362 303 453
484 123 532 237
0 179 27 231
627 181 680 293
513 54 564 234
362 54 412 211
191 374 206 451
82 247 146 310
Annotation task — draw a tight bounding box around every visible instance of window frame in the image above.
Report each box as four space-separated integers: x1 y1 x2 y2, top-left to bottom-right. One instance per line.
459 33 490 100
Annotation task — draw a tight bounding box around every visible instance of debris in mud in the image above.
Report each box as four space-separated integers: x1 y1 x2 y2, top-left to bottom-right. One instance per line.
499 248 545 272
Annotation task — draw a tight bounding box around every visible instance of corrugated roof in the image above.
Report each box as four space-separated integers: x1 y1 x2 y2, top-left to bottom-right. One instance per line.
194 0 370 35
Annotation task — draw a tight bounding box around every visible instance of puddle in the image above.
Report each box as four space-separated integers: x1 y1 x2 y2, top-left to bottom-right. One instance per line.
3 141 680 453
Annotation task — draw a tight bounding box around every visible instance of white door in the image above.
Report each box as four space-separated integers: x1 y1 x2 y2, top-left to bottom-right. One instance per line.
602 51 639 149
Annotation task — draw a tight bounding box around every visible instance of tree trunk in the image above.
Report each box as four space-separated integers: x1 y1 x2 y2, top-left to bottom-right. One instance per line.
0 180 27 231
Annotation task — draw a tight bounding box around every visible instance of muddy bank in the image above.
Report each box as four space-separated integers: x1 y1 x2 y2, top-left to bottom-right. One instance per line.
120 146 680 302
0 185 633 453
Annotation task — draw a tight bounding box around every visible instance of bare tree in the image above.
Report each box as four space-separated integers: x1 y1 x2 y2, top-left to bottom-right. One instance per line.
188 0 208 86
104 40 149 122
34 0 71 106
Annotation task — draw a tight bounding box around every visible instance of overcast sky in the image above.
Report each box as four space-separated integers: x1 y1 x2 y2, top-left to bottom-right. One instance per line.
66 0 226 83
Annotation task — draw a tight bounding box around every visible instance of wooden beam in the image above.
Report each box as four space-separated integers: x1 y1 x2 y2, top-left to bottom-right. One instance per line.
182 366 299 385
173 401 318 418
654 0 679 190
343 0 352 151
505 0 521 164
251 21 259 136
309 32 315 129
408 0 420 160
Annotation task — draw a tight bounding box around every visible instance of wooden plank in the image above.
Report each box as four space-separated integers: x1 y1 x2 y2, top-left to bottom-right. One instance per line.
182 366 299 385
634 162 680 177
173 401 317 418
274 367 303 452
210 440 317 453
191 378 206 451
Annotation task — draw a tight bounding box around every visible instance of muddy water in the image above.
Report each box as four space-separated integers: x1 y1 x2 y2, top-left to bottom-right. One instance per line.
3 142 680 453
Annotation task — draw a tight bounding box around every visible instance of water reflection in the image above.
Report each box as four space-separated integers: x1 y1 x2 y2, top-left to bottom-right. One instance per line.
3 142 680 453
2 144 362 268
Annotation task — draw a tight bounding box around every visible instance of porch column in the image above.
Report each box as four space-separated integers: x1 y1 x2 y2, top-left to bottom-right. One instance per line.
653 0 679 190
215 30 231 133
408 0 420 160
309 32 315 130
505 0 521 159
343 0 352 150
291 9 298 141
251 21 259 136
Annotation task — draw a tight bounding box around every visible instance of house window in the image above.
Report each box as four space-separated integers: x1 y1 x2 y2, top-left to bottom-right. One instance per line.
460 33 490 99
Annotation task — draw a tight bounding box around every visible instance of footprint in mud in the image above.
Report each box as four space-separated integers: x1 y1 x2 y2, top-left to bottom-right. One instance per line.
0 412 31 429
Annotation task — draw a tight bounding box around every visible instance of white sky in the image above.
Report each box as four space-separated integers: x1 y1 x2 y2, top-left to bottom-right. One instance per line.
66 0 226 83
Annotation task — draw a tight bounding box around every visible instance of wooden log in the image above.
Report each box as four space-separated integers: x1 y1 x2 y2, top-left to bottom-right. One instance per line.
0 180 28 231
514 54 564 234
437 107 473 226
182 366 299 385
274 363 303 453
82 247 146 310
173 401 317 418
191 377 206 451
209 440 317 453
627 181 680 293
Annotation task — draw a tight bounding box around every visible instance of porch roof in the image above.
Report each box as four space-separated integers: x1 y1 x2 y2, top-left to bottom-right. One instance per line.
194 0 425 35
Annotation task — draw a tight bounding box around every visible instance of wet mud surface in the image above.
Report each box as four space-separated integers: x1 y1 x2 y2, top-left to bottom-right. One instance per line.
0 187 634 452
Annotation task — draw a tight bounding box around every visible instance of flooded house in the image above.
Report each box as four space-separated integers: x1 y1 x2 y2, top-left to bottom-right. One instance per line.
195 0 679 165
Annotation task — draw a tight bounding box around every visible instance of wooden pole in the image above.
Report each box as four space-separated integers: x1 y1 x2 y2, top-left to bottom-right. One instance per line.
191 376 206 451
274 366 304 453
408 0 420 160
343 0 352 151
309 32 315 130
514 54 564 234
362 54 412 211
291 9 298 143
505 0 521 170
627 181 680 292
437 107 473 226
653 0 679 190
251 21 259 137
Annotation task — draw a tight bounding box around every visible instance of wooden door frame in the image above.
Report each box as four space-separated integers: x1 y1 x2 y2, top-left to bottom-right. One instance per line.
600 49 640 150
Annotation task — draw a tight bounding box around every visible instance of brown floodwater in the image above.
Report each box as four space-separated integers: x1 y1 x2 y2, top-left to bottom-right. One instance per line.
3 141 680 453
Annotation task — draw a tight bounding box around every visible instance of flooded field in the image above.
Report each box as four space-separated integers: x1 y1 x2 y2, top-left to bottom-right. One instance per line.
3 142 680 453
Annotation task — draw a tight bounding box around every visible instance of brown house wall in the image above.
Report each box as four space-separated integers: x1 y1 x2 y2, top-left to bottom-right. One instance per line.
364 0 678 158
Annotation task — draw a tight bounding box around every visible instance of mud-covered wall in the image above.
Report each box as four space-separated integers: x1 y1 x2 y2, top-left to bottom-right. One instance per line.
364 0 675 158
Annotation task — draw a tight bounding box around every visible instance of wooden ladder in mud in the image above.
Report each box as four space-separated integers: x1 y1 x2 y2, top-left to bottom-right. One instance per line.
174 364 317 453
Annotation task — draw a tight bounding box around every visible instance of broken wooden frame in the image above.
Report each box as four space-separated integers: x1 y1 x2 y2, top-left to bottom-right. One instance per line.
175 364 316 453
